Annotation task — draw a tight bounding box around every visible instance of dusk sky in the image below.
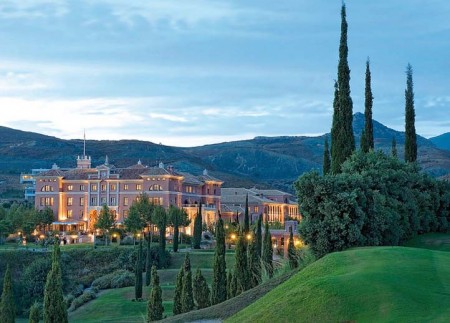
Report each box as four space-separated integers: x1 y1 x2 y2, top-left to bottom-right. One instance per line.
0 1 449 147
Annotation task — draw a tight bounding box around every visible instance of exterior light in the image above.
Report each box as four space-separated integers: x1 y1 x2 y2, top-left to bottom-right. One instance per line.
225 225 229 229
231 234 236 240
17 231 22 235
246 234 252 241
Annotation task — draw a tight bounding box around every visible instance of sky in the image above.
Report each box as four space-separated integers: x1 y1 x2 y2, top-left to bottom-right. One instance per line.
0 0 449 147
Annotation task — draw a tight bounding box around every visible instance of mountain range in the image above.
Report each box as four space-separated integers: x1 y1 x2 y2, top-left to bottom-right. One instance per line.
0 112 449 193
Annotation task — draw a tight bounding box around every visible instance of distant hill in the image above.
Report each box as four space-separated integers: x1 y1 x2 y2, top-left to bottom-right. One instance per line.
430 132 450 151
1 113 450 193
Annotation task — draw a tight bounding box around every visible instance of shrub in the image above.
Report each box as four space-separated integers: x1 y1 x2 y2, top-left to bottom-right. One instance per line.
119 235 135 245
68 289 97 312
92 270 135 290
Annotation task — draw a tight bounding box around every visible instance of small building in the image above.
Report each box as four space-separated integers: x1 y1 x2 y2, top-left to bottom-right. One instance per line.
220 187 301 224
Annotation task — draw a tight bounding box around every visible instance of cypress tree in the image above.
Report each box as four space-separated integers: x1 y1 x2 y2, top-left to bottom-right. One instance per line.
404 63 417 163
147 265 164 322
360 129 367 152
135 239 143 300
211 212 227 305
43 241 68 323
248 235 261 288
363 58 374 152
331 4 355 173
193 269 210 309
230 271 237 299
255 214 262 259
323 137 331 175
145 235 151 287
193 204 202 249
244 194 250 234
156 208 167 266
172 267 184 315
0 264 15 323
262 220 273 278
173 209 179 253
181 253 194 313
392 136 398 158
29 302 40 323
287 228 299 269
233 230 249 295
226 271 232 300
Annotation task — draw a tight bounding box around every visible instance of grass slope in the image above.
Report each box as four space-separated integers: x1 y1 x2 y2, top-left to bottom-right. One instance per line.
228 246 450 322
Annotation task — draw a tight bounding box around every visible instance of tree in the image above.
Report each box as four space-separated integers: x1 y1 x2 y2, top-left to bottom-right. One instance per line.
124 204 145 243
404 63 417 163
287 228 299 269
331 4 355 173
95 204 115 246
29 302 40 323
173 267 184 315
244 194 250 234
211 212 227 305
43 240 68 323
323 137 331 175
181 253 194 313
193 269 210 309
0 265 15 323
135 240 143 300
255 214 262 259
230 271 237 298
168 206 190 253
193 203 202 249
233 230 249 295
153 206 167 266
392 136 398 158
147 265 164 322
145 235 152 286
248 233 261 288
363 58 374 152
262 220 273 278
226 271 232 300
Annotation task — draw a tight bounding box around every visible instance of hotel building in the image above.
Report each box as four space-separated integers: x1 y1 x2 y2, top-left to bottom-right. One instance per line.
34 153 223 235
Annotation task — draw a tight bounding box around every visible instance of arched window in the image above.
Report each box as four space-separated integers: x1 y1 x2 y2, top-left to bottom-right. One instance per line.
41 185 53 192
149 184 163 191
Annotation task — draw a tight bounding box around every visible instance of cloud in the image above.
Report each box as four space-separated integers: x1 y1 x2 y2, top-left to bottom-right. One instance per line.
0 0 68 19
149 113 187 123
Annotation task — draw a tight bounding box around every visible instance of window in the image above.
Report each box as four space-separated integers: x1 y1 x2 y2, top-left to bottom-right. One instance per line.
185 186 193 193
91 184 97 191
41 185 53 192
79 210 84 219
110 184 117 191
150 197 163 205
124 197 129 206
40 197 54 206
67 210 73 218
90 197 97 206
124 184 129 190
110 197 117 206
136 184 142 191
80 197 84 206
101 184 107 192
207 188 210 194
123 210 129 218
254 206 259 213
149 184 163 191
101 197 107 205
67 197 73 206
67 185 73 191
80 185 85 191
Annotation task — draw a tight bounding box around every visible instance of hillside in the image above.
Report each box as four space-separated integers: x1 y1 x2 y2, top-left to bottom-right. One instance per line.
1 113 450 192
430 132 450 151
228 246 450 322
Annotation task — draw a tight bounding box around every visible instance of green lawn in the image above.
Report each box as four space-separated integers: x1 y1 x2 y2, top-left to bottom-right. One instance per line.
228 246 450 322
69 250 235 323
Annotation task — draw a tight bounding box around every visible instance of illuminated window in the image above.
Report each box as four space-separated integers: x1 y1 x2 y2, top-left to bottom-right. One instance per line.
136 184 142 190
149 184 163 191
124 197 129 206
254 206 259 213
185 186 193 193
123 210 129 218
67 185 73 191
67 197 73 206
101 184 107 192
124 184 129 190
91 184 97 191
41 185 53 192
80 197 84 206
40 197 54 206
80 185 85 191
150 197 163 205
110 184 117 191
67 210 73 218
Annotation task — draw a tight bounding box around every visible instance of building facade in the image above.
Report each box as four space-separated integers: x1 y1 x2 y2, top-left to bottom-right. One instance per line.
35 154 223 235
221 187 301 224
